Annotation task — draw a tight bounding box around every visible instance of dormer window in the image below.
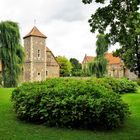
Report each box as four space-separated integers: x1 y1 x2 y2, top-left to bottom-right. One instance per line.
38 50 40 58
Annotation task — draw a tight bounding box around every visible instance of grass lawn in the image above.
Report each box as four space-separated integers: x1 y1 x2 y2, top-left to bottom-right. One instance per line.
0 88 140 140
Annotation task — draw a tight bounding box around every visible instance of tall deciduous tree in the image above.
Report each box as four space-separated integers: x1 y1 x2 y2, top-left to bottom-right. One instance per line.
82 0 140 78
70 58 82 76
56 56 72 77
89 34 108 77
0 21 24 87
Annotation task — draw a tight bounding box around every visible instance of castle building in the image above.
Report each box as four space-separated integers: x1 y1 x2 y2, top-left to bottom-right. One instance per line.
82 53 137 80
23 26 60 82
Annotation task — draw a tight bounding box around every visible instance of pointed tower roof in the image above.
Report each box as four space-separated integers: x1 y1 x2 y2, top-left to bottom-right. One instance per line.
23 26 47 39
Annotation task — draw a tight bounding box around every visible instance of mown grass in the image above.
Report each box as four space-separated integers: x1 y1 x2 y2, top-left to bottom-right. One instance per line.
0 88 140 140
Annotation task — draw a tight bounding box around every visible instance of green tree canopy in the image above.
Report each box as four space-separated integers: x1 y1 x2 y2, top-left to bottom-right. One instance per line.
56 56 72 77
89 34 108 78
0 21 24 87
70 58 82 76
82 0 140 78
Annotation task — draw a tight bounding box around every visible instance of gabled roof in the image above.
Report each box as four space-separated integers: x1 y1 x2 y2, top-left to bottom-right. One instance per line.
46 46 60 67
86 56 94 62
23 26 47 39
82 54 94 64
105 53 121 64
82 53 121 65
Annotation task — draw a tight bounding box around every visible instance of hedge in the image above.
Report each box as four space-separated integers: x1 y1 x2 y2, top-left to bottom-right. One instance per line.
93 77 138 94
12 78 130 130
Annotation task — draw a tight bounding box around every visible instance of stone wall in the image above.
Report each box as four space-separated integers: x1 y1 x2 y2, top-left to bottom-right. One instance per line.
23 62 31 82
108 64 121 78
31 37 46 81
23 36 47 82
46 51 60 77
32 62 46 81
32 37 46 63
24 37 31 62
126 70 137 80
46 66 60 78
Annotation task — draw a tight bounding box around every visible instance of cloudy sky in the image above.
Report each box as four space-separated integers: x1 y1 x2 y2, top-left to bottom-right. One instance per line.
0 0 118 62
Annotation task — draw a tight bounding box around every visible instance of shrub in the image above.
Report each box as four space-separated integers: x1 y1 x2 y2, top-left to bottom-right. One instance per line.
93 77 138 94
134 79 140 86
0 75 3 87
118 78 138 93
12 78 129 130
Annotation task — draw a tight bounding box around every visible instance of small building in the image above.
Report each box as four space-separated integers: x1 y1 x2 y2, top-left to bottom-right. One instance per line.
23 26 60 82
82 53 137 80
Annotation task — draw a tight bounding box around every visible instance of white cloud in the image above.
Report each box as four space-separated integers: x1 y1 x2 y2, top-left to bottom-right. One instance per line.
43 20 97 61
0 0 116 62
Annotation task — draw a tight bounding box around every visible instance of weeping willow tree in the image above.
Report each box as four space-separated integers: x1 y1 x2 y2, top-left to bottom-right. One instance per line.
89 34 109 78
0 21 24 87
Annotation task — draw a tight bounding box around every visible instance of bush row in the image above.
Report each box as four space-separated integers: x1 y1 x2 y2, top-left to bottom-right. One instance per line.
12 78 130 130
93 77 138 94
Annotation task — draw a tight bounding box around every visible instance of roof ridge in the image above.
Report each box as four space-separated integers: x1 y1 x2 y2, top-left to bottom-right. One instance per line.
23 26 47 39
83 53 121 64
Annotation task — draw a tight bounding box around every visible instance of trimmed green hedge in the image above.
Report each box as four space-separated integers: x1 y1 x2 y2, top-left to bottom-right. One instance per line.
93 77 138 94
12 78 129 130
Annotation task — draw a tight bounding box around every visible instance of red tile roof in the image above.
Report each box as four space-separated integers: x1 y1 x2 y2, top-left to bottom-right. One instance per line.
82 53 121 65
23 26 47 39
105 53 121 64
82 54 94 64
86 56 94 62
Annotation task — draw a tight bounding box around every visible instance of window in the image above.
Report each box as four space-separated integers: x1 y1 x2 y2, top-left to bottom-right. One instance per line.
38 50 40 58
46 71 48 76
38 72 40 76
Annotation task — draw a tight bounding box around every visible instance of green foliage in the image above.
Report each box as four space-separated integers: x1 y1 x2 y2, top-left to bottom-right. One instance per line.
96 34 109 56
94 77 138 94
82 65 92 77
134 79 140 86
113 12 140 77
12 78 129 130
1 88 140 139
82 0 140 78
0 21 25 87
89 34 108 77
0 74 2 87
89 57 108 78
70 58 82 76
56 56 72 77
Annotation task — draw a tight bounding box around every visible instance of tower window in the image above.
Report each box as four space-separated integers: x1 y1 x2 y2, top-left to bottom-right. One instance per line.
38 50 40 58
